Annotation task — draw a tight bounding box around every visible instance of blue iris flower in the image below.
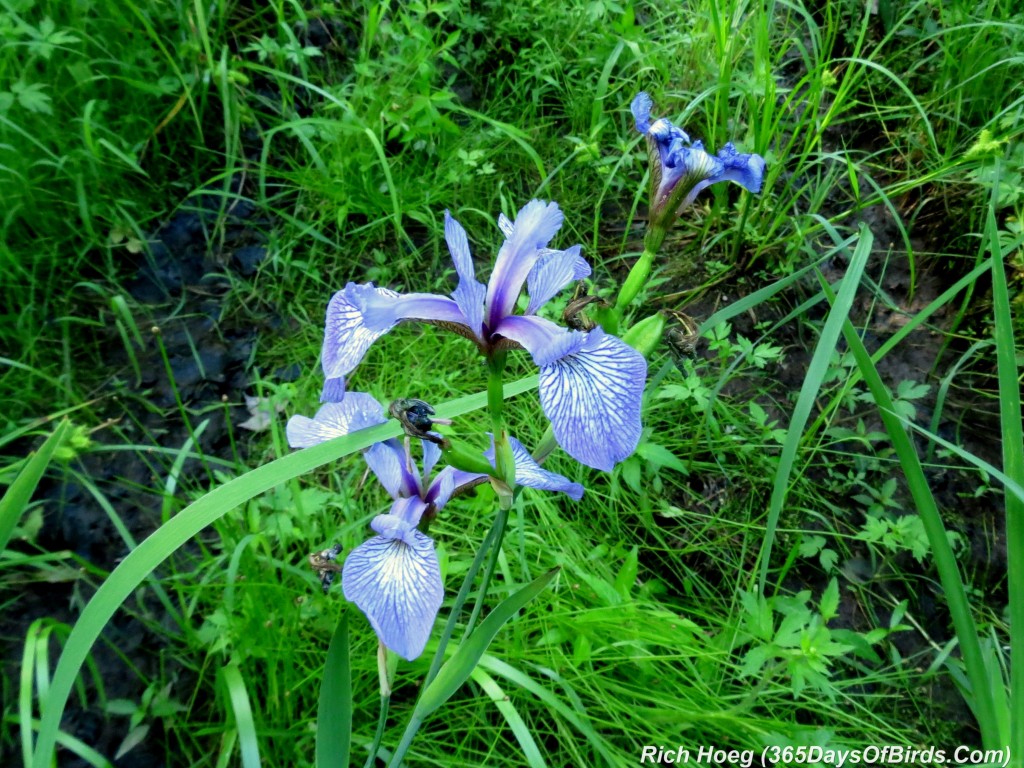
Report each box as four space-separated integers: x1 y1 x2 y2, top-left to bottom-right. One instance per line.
631 92 766 225
319 200 647 472
286 392 583 660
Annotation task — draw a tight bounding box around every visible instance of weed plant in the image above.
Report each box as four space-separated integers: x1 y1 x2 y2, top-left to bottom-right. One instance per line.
3 0 1024 766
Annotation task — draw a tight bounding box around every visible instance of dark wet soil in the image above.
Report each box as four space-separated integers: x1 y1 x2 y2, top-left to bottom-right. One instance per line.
0 179 303 767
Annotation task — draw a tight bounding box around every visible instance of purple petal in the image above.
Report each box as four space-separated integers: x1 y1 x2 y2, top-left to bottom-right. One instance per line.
525 245 591 314
631 92 653 133
364 439 420 499
484 200 564 328
376 496 429 533
424 465 458 510
679 142 766 209
321 377 346 403
496 213 514 238
537 329 646 471
492 313 565 358
421 439 442 479
286 393 387 448
486 436 584 500
445 211 487 338
369 511 414 542
322 283 470 383
342 532 443 661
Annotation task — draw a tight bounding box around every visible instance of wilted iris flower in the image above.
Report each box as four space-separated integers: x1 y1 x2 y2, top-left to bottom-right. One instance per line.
319 200 646 472
286 393 583 660
631 92 766 230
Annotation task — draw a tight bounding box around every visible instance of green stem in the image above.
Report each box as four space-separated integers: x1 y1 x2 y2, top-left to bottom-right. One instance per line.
421 505 506 689
362 695 390 768
462 500 510 640
487 352 514 488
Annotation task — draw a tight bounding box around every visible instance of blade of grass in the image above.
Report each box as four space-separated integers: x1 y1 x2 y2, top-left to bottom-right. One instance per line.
823 279 1002 749
1 419 69 553
478 655 620 765
755 224 873 593
470 667 548 768
162 419 209 522
316 610 352 768
987 199 1023 759
222 663 261 768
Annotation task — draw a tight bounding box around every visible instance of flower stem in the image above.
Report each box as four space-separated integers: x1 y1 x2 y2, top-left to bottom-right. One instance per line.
364 643 393 767
462 500 510 640
487 351 515 488
421 504 506 689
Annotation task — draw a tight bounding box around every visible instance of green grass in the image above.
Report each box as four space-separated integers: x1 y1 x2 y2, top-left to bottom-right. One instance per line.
3 0 1024 765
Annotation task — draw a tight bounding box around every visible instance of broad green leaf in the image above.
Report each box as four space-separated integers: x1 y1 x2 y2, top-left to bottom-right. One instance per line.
414 567 559 719
820 578 839 622
316 611 351 768
1 420 69 553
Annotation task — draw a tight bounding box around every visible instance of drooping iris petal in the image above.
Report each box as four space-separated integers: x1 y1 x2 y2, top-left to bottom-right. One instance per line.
421 440 442 480
493 314 645 471
491 313 565 357
364 439 420 499
383 496 429 531
678 142 766 210
444 211 486 339
525 245 591 314
286 392 387 448
322 283 470 392
484 436 584 500
536 328 647 472
631 92 653 133
484 200 565 328
342 531 443 661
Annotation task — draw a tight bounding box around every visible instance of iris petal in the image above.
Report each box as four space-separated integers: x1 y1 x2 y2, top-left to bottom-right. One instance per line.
484 436 584 500
364 439 420 499
484 200 564 327
525 245 590 314
444 211 487 339
631 92 653 133
492 313 564 358
286 393 387 448
537 329 646 471
421 440 442 479
322 283 470 387
342 532 443 661
679 142 766 209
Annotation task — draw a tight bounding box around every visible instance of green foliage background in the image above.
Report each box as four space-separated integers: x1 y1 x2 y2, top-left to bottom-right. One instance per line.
2 0 1024 765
